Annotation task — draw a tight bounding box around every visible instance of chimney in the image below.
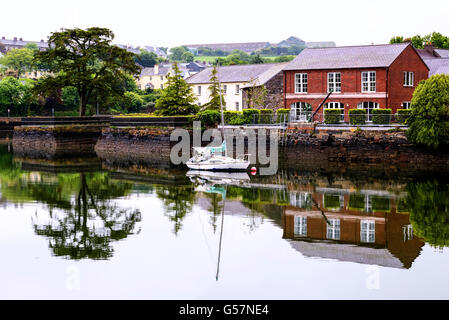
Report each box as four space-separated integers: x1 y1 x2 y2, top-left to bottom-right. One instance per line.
1 37 5 40
13 37 17 41
154 64 159 75
40 39 44 43
19 37 23 41
425 42 435 55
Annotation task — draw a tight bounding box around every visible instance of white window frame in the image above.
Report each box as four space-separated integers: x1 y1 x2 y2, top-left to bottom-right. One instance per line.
357 102 379 122
360 220 375 243
328 72 341 93
326 219 341 240
294 216 307 237
290 192 312 209
197 86 201 95
402 102 411 109
235 101 240 110
361 71 376 93
223 85 227 94
325 102 345 122
402 224 413 242
295 73 308 93
404 72 414 87
235 84 240 95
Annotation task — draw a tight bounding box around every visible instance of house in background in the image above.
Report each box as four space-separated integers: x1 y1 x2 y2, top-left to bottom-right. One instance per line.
283 43 429 122
137 62 207 91
0 36 48 52
186 63 287 111
417 43 449 76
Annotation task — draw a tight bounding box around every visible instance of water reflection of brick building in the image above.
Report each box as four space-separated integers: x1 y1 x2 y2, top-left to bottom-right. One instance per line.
283 188 424 269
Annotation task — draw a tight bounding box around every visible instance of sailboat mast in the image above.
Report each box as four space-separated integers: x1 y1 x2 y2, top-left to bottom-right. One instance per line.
215 185 226 281
216 62 227 157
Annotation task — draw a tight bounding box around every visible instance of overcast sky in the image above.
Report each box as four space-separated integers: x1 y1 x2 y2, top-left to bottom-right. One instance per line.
1 0 448 48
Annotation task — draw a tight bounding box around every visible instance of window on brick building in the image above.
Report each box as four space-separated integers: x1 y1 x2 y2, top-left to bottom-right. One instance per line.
327 219 341 240
403 224 413 242
294 216 307 237
402 102 411 109
404 72 414 87
362 71 376 92
290 102 312 122
295 73 308 93
328 72 341 93
361 220 375 243
358 101 379 122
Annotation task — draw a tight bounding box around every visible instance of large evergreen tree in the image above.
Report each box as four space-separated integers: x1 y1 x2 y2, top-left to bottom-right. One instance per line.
201 65 225 111
33 27 141 116
154 62 199 115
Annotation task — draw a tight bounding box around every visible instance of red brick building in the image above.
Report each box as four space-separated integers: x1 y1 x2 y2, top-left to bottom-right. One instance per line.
283 43 429 122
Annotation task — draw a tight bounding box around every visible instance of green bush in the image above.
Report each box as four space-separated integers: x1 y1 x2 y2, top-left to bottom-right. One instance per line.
323 194 341 209
372 108 392 124
407 74 449 149
349 109 366 125
397 109 411 124
324 108 342 124
276 108 290 123
195 110 221 127
242 108 260 124
349 194 365 210
372 196 391 212
224 111 245 125
259 109 273 124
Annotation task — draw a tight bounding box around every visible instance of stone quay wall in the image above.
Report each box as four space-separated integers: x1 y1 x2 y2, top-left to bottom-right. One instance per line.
282 128 449 170
12 126 103 159
94 127 175 168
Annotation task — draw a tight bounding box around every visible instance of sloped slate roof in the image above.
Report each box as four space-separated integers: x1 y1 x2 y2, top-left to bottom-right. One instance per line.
241 62 288 88
186 63 284 84
287 240 406 269
435 49 449 59
425 59 449 76
140 66 171 76
284 43 411 70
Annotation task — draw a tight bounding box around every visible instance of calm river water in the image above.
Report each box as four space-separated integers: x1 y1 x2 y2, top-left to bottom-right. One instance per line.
1 142 449 299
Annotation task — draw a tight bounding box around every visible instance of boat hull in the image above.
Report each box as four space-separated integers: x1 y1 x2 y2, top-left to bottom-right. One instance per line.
186 160 250 171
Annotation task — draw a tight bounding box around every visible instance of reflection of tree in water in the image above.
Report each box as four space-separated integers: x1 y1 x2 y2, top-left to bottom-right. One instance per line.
156 184 195 235
204 193 224 233
226 186 265 233
31 173 141 260
406 180 449 249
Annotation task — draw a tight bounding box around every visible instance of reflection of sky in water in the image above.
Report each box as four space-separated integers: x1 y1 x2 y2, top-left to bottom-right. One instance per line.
1 193 449 300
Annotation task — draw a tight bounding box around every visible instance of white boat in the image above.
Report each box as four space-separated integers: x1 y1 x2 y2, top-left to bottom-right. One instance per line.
186 62 251 172
186 170 250 182
186 141 250 171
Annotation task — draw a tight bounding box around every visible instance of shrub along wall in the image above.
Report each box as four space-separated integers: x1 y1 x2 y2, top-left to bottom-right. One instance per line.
259 109 273 124
349 109 366 125
397 109 411 124
324 109 342 124
276 108 290 123
243 109 260 124
195 110 221 127
372 109 392 125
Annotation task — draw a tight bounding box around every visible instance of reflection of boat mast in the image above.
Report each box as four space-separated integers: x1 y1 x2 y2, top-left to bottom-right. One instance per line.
216 185 226 281
217 62 226 157
311 197 331 226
